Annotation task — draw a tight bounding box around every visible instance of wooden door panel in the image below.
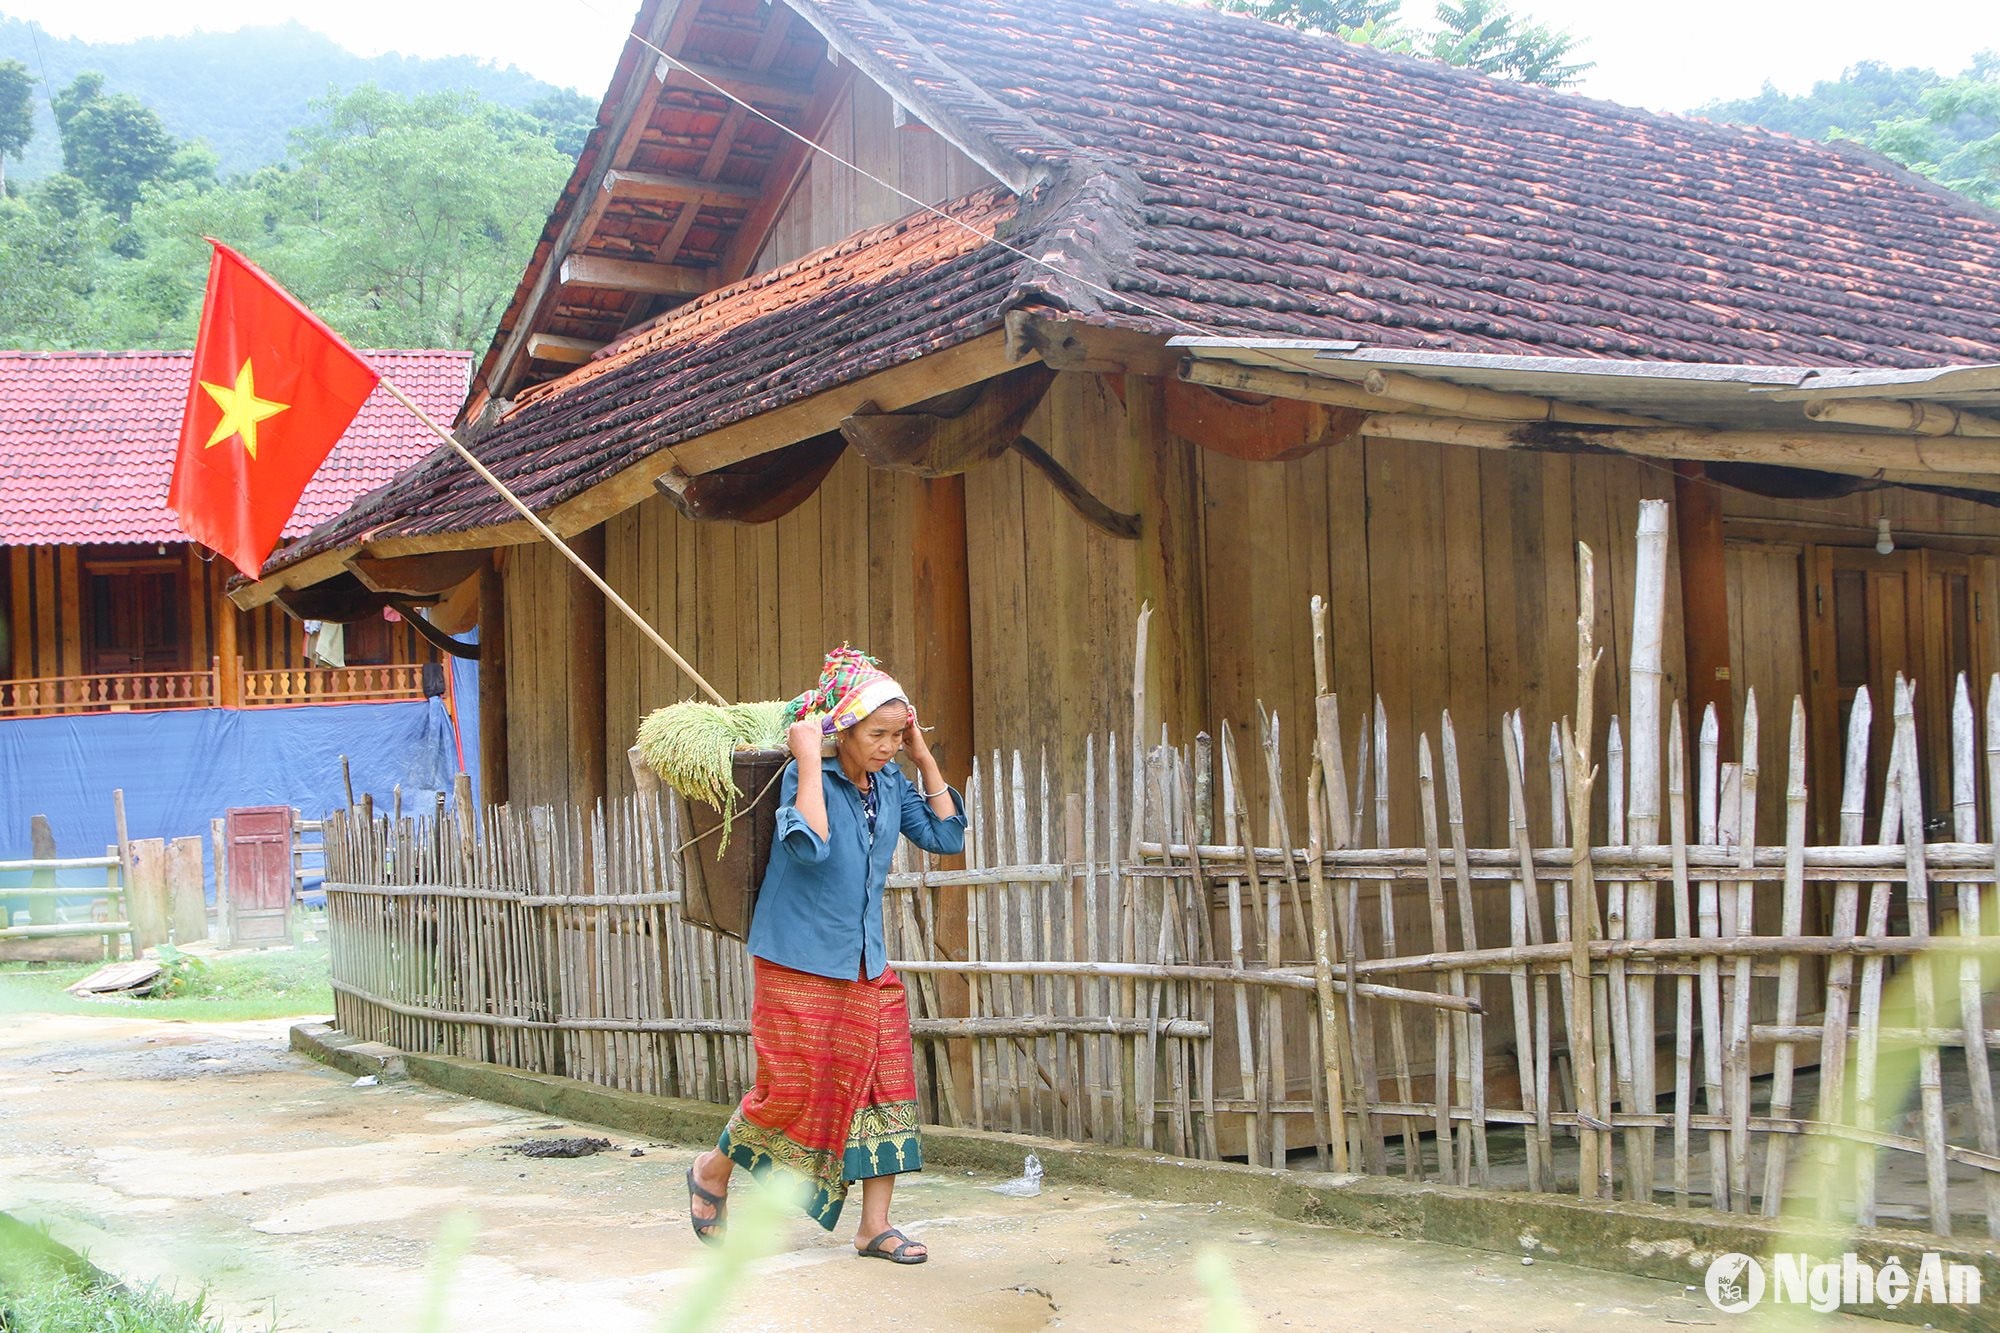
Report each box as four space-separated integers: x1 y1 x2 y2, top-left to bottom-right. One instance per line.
226 805 295 947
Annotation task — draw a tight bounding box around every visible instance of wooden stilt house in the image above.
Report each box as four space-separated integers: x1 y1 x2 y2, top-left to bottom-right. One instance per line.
1 349 474 716
238 0 2000 858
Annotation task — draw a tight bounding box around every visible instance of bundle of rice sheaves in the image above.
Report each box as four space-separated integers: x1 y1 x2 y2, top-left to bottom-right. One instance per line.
635 699 790 846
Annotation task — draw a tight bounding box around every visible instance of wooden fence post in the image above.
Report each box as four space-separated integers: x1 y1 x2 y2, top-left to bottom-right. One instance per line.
167 836 207 944
126 838 170 953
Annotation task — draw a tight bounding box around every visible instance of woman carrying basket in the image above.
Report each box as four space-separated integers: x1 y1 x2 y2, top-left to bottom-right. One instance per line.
686 647 965 1265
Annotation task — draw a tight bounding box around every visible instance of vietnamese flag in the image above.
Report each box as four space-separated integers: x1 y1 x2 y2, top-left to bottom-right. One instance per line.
169 239 380 576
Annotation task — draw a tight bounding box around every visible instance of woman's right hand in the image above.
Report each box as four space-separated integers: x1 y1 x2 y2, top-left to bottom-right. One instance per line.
786 719 823 763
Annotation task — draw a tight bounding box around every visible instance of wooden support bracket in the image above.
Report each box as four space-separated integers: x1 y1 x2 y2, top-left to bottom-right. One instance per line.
1012 434 1139 540
841 364 1057 476
654 432 846 524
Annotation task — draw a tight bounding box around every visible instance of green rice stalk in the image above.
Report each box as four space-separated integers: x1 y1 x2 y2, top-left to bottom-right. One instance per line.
635 700 790 850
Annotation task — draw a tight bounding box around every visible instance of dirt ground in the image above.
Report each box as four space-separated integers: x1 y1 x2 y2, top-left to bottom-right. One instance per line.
0 1012 1882 1332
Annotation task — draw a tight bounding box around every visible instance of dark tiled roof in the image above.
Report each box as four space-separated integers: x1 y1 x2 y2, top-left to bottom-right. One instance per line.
0 349 469 547
848 0 2000 366
283 189 1028 558
270 0 2000 572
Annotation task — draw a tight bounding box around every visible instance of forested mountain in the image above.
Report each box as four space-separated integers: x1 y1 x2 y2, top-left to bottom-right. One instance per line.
0 18 588 181
1695 54 1998 208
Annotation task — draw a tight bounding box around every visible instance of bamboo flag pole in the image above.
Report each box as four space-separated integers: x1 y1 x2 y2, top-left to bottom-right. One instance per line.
378 377 727 706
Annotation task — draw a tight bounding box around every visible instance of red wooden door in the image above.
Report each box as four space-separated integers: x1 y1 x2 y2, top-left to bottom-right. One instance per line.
226 806 295 947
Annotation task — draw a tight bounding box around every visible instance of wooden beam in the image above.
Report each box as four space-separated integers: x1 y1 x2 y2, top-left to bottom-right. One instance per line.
1011 313 1179 377
655 432 846 524
840 364 1056 475
1128 372 1208 746
1803 397 2000 439
662 57 816 109
527 333 604 366
604 168 764 206
1012 435 1139 539
485 4 689 400
1674 463 1734 757
345 549 494 598
1356 412 2000 480
1181 357 1655 427
558 255 713 297
1163 379 1359 462
479 554 508 807
215 586 239 708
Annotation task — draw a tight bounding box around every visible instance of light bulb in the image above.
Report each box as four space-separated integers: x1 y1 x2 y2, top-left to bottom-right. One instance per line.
1876 516 1895 556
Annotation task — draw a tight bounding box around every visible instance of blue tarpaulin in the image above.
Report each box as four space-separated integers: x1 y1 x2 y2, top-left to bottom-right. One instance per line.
0 698 470 899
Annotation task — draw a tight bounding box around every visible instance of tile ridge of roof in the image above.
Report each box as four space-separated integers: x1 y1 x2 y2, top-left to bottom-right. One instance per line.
787 0 1071 192
1039 0 1888 157
1000 153 1159 326
0 348 192 359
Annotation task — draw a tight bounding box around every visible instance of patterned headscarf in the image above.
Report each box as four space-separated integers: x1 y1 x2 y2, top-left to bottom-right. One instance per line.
782 645 911 736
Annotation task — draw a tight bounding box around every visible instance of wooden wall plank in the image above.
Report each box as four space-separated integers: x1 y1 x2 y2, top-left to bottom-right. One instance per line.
8 547 31 680
34 548 56 677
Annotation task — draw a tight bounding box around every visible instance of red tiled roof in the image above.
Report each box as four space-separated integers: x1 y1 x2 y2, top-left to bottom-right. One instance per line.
0 350 471 547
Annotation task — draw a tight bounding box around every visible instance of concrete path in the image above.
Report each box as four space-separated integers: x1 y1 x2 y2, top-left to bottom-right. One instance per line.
0 1012 1872 1331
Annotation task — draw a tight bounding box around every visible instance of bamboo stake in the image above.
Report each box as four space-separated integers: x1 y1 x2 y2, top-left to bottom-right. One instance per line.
1668 705 1695 1206
1370 694 1419 1178
1563 539 1608 1201
1759 699 1809 1216
1304 755 1353 1173
1725 693 1760 1213
1854 698 1906 1227
1695 704 1730 1209
1418 736 1454 1179
1961 677 2000 1238
1312 695 1371 1170
1442 713 1490 1185
1894 678 1954 1235
1501 718 1548 1191
1219 723 1266 1166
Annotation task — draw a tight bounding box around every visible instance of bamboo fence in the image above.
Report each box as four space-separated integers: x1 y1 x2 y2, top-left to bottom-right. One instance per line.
325 500 2000 1240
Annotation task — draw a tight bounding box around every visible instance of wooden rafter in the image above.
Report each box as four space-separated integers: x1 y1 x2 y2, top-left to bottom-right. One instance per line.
526 333 603 365
559 255 712 296
659 4 800 272
487 0 703 398
604 168 764 206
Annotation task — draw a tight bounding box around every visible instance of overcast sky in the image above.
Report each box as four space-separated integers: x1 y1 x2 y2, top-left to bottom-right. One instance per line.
2 0 1994 112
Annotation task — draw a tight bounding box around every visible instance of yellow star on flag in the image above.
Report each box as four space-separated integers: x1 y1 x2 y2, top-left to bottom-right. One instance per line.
199 359 290 460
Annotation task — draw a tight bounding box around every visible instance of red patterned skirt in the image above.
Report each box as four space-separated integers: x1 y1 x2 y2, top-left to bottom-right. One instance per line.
718 959 923 1230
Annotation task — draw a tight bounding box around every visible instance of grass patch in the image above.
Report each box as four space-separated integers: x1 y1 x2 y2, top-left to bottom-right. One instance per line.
0 1215 225 1333
0 928 332 1022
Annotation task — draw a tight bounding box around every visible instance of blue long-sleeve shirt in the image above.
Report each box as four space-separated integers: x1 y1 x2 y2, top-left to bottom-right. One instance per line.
746 755 967 981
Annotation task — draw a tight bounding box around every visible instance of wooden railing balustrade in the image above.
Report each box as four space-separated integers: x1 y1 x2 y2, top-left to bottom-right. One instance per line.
0 657 429 718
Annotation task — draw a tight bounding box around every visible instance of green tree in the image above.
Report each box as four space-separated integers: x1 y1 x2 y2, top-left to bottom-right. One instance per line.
0 59 33 195
1866 63 2000 208
525 88 597 159
1215 0 1400 32
1214 0 1593 88
260 85 571 350
0 186 115 347
50 71 199 218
